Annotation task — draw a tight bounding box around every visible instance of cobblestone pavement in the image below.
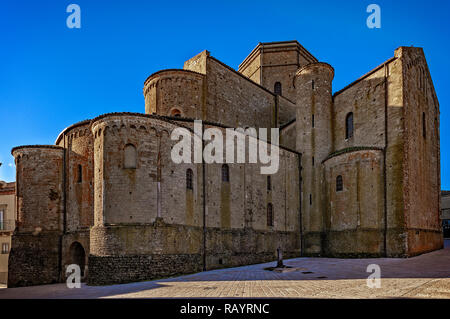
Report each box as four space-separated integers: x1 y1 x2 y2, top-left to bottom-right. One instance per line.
1 240 449 299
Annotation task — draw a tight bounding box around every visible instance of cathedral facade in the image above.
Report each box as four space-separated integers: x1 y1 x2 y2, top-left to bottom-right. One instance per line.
8 41 443 287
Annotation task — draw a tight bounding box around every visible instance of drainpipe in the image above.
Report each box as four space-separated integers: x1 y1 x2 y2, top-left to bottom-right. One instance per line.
260 43 263 85
63 133 67 233
298 153 303 256
383 64 389 257
156 135 162 219
202 125 207 271
59 133 68 281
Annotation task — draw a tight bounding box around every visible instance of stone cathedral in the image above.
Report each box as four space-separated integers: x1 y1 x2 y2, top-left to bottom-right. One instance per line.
8 41 443 287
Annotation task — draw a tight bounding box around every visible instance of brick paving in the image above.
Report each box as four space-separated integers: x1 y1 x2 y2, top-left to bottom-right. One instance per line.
1 240 449 299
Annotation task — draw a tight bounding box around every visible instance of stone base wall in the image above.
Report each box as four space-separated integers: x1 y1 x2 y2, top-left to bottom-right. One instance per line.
88 222 301 285
304 228 444 258
302 232 323 256
0 272 7 284
88 254 202 285
322 229 385 258
205 227 300 270
7 232 62 287
406 229 443 257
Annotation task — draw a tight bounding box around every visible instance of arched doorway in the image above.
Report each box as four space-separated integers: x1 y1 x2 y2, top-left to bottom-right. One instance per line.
69 242 86 277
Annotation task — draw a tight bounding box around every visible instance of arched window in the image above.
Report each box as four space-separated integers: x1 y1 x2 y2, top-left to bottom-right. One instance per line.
336 175 343 192
170 108 182 117
345 112 354 139
186 168 193 190
124 144 137 169
267 175 271 191
77 164 82 183
422 112 426 138
274 82 282 96
267 203 273 226
222 164 229 182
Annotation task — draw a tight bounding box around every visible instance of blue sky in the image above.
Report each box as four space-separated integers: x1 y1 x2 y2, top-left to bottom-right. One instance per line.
0 0 449 188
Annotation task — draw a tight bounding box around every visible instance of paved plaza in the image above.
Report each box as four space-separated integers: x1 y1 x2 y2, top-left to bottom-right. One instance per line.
1 240 449 299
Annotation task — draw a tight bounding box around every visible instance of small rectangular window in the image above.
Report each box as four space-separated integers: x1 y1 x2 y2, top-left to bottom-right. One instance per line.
312 114 315 128
309 194 312 206
0 210 3 230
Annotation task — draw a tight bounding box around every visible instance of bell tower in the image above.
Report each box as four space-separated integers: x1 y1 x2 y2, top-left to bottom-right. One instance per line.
238 41 318 102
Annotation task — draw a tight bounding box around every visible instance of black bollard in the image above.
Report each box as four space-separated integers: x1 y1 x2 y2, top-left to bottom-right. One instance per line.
276 247 284 268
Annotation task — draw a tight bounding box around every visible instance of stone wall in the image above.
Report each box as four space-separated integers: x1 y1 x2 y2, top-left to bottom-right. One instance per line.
280 121 297 150
8 232 61 287
238 41 318 103
89 254 202 285
399 47 443 255
237 45 261 84
205 57 276 129
12 146 65 233
278 95 296 127
57 122 95 232
87 113 301 285
332 65 387 151
323 149 385 257
144 70 205 118
329 47 443 256
8 42 444 287
205 227 300 270
8 146 65 287
0 182 15 284
295 63 334 255
442 192 450 220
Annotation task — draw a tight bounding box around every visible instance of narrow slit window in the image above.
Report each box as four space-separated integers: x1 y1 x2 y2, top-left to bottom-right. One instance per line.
274 82 282 96
312 114 315 128
77 164 82 183
346 112 354 139
186 169 193 190
222 164 230 182
267 203 273 227
422 112 426 138
336 175 343 192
